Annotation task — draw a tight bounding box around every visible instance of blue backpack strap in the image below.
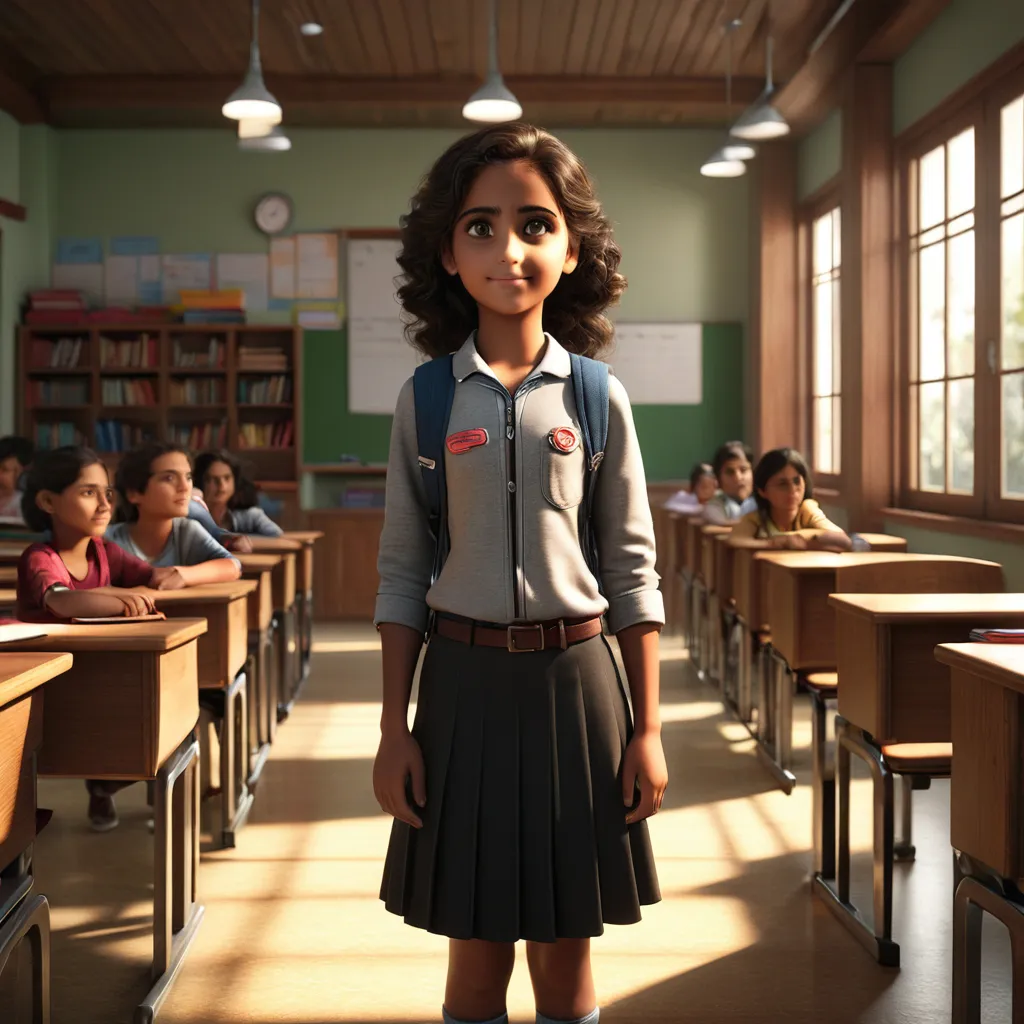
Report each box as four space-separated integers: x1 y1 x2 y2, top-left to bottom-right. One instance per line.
569 353 610 587
413 354 456 593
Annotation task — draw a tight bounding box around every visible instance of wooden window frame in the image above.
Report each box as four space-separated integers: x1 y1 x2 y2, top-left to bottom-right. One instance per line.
894 42 1024 525
799 178 842 492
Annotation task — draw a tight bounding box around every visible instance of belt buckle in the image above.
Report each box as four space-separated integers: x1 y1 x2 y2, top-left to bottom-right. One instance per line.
507 623 545 652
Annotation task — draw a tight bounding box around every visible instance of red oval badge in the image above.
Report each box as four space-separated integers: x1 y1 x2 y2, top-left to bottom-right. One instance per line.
446 428 489 454
549 426 580 454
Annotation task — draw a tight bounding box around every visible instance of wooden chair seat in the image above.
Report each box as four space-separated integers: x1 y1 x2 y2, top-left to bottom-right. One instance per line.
880 742 952 775
804 671 838 693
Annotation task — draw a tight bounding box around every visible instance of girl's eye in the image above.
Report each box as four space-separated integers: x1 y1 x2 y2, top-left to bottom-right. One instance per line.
524 218 552 236
466 220 492 238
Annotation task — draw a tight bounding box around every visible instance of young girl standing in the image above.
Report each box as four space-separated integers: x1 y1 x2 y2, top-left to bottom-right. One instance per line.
373 123 666 1024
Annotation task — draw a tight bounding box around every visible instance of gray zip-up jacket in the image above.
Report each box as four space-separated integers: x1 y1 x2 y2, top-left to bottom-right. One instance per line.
374 333 664 635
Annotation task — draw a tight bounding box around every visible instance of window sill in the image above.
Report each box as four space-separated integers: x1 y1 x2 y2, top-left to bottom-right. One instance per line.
816 487 843 502
881 507 1024 546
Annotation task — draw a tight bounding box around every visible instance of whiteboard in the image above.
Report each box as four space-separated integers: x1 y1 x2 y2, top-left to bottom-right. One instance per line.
347 238 421 415
608 322 702 405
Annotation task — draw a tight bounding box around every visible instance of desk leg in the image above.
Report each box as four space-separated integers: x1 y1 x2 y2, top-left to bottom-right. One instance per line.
300 589 313 682
246 632 272 791
276 605 298 721
753 649 796 794
0 869 51 1024
220 671 254 849
810 688 837 880
136 734 205 1024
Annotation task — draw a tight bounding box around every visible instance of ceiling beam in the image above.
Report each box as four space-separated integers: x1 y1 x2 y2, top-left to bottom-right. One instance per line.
0 66 46 124
44 73 765 115
774 0 952 135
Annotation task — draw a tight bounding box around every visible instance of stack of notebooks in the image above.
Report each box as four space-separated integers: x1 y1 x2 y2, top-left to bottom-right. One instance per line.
969 629 1024 642
178 289 245 324
25 289 88 324
238 344 288 372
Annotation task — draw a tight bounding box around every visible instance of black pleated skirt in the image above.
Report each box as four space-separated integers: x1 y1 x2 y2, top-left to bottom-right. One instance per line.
379 632 661 942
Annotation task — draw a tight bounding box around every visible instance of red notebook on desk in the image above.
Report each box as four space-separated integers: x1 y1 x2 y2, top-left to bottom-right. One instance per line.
969 629 1024 643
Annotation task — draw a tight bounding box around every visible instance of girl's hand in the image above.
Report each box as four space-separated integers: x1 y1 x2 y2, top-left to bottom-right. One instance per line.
623 730 668 824
373 728 427 829
116 591 160 617
151 566 189 590
222 533 252 554
771 533 808 550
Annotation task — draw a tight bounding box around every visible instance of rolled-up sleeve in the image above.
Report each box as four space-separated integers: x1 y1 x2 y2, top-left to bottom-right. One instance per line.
374 377 436 633
592 374 665 633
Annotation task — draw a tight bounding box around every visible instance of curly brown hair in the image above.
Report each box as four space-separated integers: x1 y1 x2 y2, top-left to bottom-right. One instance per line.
397 122 626 359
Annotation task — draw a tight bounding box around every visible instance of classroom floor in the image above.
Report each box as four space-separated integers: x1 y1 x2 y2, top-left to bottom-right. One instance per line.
21 625 1014 1024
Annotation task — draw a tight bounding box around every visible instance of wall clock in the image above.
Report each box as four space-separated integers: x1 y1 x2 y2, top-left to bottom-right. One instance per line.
254 192 293 235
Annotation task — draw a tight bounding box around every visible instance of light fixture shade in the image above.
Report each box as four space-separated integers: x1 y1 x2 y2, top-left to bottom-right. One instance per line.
237 117 276 139
239 125 291 151
731 91 790 140
722 137 757 161
463 72 522 123
223 39 282 122
700 148 746 178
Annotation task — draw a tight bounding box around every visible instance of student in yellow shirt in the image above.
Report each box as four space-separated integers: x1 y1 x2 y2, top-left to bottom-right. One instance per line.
729 447 851 551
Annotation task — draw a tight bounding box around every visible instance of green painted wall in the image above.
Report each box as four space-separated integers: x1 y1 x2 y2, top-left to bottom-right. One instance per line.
883 519 1024 591
303 323 744 485
797 109 842 202
894 0 1024 135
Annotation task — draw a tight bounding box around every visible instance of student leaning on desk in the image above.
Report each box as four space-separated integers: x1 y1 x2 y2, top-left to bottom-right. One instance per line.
729 448 852 552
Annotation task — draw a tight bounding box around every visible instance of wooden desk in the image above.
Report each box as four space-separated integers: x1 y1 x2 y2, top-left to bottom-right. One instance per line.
0 541 28 567
714 534 737 605
282 530 324 682
0 652 74 1024
144 581 256 847
700 525 732 594
935 643 1024 1021
0 566 15 585
683 517 705 578
0 620 206 1023
0 587 15 614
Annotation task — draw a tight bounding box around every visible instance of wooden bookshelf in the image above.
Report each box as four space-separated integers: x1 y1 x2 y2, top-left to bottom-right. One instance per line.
17 323 303 484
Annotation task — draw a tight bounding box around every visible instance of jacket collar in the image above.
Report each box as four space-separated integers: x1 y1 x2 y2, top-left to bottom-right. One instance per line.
452 331 572 383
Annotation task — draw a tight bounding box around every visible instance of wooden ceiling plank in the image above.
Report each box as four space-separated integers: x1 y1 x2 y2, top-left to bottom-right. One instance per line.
672 0 723 75
859 0 953 62
453 0 475 77
375 0 419 76
563 0 601 76
429 0 459 75
538 0 578 75
401 0 441 75
617 0 662 77
581 0 619 77
0 65 45 124
316 0 372 74
651 0 700 77
771 0 844 82
155 0 241 75
517 0 544 76
599 0 637 75
469 0 489 79
347 0 397 74
717 0 765 77
499 0 519 77
631 0 687 77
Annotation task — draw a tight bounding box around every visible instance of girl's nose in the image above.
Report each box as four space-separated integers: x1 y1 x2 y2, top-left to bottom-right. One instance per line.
501 230 525 264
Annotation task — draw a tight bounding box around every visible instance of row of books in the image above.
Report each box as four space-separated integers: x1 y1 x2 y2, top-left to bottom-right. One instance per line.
238 344 288 372
169 422 228 449
101 378 158 406
30 337 85 369
237 376 292 403
169 378 225 404
172 338 224 368
35 421 86 448
30 380 90 405
100 334 159 368
237 421 294 449
95 420 155 453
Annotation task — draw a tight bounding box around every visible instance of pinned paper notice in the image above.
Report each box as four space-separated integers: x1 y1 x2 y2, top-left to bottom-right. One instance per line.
216 253 269 312
296 232 339 299
161 254 213 303
270 237 296 299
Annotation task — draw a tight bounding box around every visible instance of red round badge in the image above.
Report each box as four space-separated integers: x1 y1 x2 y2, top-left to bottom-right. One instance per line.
549 426 580 453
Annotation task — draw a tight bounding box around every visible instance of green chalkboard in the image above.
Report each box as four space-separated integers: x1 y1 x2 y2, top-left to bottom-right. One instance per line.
303 323 745 482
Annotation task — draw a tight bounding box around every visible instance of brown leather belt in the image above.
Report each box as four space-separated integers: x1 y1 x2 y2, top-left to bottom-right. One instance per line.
434 614 604 652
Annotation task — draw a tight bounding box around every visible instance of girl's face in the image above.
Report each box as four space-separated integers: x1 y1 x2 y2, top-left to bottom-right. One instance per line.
695 475 717 504
442 159 578 317
38 462 112 537
203 460 235 506
130 451 193 520
719 456 753 501
759 464 806 521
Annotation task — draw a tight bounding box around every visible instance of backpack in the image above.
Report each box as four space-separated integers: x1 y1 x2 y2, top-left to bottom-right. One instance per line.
413 351 609 598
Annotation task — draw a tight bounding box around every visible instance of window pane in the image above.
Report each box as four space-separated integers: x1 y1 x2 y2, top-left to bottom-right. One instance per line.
1004 212 1024 370
948 377 974 494
832 277 842 394
919 145 945 229
919 243 946 381
813 213 832 275
832 395 842 474
815 396 833 474
947 128 975 218
919 381 946 491
1003 371 1024 498
814 281 833 397
947 230 975 377
1002 94 1024 200
832 208 842 269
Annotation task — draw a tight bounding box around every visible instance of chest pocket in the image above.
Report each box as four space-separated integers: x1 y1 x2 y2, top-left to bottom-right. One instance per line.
541 425 585 510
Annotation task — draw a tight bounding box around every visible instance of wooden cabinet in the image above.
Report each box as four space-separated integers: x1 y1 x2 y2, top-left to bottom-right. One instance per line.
308 508 384 620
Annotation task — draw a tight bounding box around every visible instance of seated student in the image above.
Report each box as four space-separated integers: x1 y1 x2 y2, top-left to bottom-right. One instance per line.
729 447 851 551
193 449 283 537
703 440 757 525
105 441 241 582
664 462 717 514
0 435 34 521
16 446 194 831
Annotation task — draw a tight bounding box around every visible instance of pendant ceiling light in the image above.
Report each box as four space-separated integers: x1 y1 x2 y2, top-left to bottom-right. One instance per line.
731 25 790 140
237 117 276 139
701 17 750 177
463 0 522 123
223 0 282 123
239 125 292 152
